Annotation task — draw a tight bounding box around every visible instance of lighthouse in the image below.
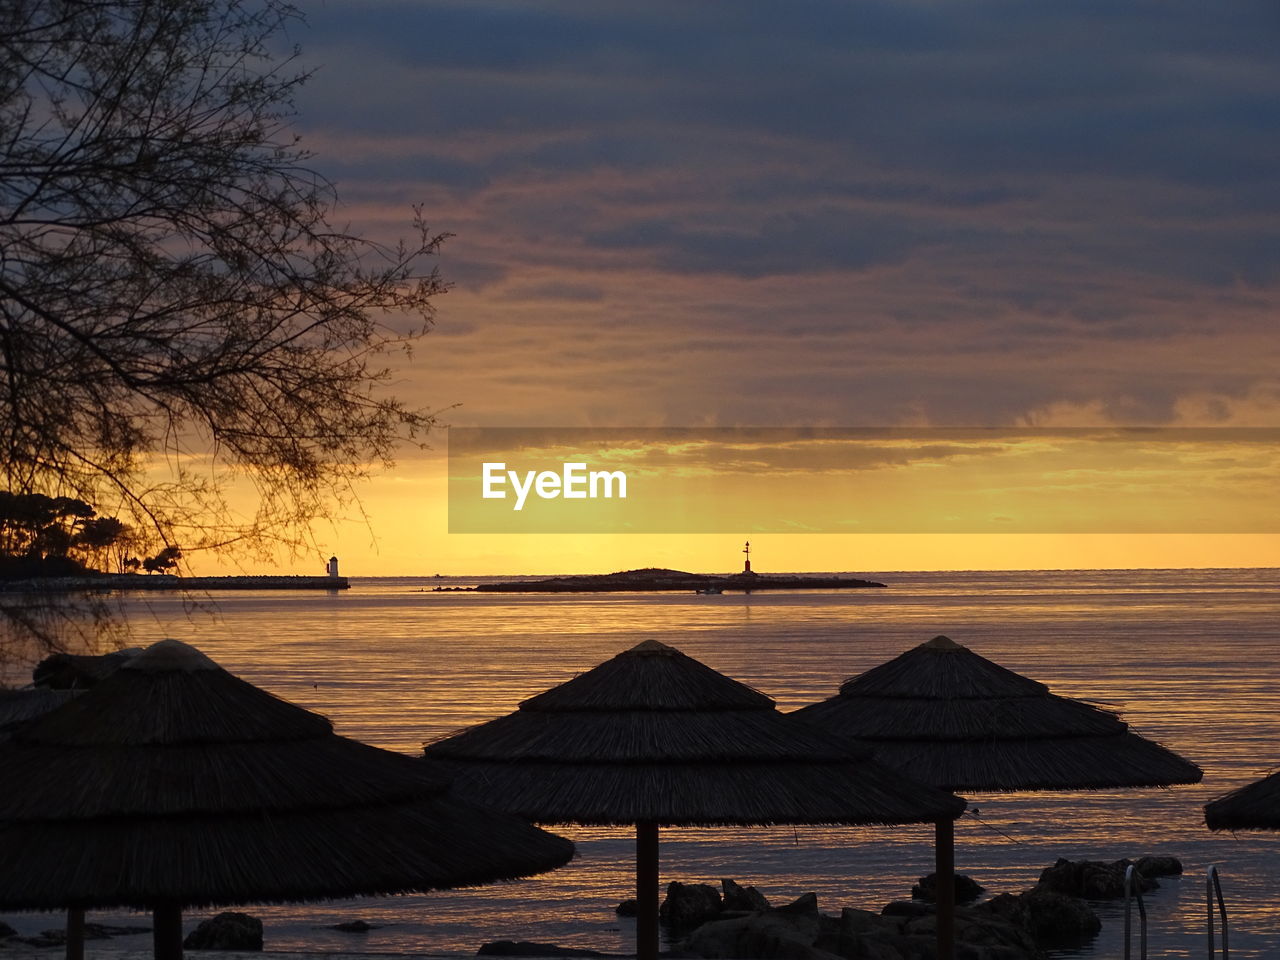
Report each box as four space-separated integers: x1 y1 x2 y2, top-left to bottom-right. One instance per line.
742 540 755 576
326 555 339 578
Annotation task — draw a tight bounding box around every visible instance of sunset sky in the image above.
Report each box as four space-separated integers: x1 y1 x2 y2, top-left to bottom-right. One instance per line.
208 1 1280 575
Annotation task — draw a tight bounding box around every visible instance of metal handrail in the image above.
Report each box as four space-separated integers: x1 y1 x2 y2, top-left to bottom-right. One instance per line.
1124 863 1148 960
1207 865 1229 959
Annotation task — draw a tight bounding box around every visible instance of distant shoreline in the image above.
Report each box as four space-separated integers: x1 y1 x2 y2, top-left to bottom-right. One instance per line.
0 574 349 592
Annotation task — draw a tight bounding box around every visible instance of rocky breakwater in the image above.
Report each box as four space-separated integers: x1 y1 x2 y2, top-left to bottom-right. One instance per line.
670 881 1046 960
477 854 1182 960
0 573 350 592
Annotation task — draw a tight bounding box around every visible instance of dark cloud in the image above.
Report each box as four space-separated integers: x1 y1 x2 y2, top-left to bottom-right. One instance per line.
587 208 944 277
287 0 1280 426
500 281 607 303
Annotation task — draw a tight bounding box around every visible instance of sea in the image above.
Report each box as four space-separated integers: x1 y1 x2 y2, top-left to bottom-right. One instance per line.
2 568 1278 959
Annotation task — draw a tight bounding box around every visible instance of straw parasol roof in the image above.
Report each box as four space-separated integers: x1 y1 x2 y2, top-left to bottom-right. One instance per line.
1205 772 1280 831
423 637 966 826
793 634 1202 960
424 638 962 960
791 635 1203 791
0 687 77 739
0 638 574 912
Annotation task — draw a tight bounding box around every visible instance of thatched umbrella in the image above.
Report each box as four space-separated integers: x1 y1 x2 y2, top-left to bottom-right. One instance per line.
422 638 965 960
0 686 83 959
0 687 77 739
0 639 574 960
792 634 1203 960
1206 770 1280 831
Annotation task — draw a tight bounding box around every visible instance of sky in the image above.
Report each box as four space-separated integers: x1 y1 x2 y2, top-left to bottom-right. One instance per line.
206 0 1280 575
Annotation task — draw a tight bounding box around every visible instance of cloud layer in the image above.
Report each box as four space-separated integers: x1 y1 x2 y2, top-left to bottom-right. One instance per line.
289 0 1280 428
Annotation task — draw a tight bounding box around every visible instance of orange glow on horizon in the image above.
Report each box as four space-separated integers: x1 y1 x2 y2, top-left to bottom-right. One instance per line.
187 443 1280 576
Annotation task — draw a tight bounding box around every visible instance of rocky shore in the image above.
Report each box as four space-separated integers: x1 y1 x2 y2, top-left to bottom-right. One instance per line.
0 857 1183 959
477 856 1183 960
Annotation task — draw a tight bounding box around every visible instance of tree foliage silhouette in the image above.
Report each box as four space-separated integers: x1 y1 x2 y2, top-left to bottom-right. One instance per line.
0 0 446 650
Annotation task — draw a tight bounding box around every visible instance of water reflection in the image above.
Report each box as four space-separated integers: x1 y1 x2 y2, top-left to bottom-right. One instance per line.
2 569 1278 957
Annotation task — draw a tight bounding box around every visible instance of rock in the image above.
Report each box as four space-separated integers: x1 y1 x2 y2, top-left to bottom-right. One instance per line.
1023 888 1101 946
879 901 932 918
1037 858 1155 899
770 893 824 942
683 897 1046 960
183 912 263 951
1133 855 1182 878
838 909 880 936
661 881 723 930
11 925 131 948
15 934 64 948
911 872 986 904
950 911 1042 957
615 899 638 916
83 924 150 937
813 930 912 960
723 878 771 913
330 920 378 932
775 893 819 918
681 914 840 960
976 887 1099 948
477 941 613 957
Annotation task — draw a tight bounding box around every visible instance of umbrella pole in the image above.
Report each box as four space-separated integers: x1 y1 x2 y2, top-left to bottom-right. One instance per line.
936 818 955 960
65 908 84 960
636 821 660 960
153 903 183 960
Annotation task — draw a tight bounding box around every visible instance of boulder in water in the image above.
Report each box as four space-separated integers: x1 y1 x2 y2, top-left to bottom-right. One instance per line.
910 871 986 904
722 878 771 913
1037 857 1156 899
183 912 263 951
662 881 723 930
477 941 613 957
330 920 378 933
977 887 1101 947
1133 855 1182 878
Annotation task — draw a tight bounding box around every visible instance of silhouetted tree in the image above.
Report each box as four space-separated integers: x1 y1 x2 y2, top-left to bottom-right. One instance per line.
75 517 130 572
142 546 182 575
0 0 446 653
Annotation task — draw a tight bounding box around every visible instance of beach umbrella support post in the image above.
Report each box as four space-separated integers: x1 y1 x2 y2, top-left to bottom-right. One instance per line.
935 818 955 960
65 908 84 960
153 904 182 960
637 822 659 960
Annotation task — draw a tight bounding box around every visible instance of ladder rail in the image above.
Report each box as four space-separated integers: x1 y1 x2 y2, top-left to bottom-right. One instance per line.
1207 864 1229 959
1124 864 1148 960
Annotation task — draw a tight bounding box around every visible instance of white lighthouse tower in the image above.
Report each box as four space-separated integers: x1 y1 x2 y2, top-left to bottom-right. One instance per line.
326 555 340 578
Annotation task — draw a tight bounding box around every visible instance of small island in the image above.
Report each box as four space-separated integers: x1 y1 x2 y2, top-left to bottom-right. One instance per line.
450 544 886 593
465 567 885 593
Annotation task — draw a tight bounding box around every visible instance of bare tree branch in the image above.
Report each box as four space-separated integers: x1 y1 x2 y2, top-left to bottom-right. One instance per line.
0 0 448 653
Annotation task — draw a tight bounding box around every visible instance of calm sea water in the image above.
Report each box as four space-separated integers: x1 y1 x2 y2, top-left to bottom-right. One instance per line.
4 568 1279 958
